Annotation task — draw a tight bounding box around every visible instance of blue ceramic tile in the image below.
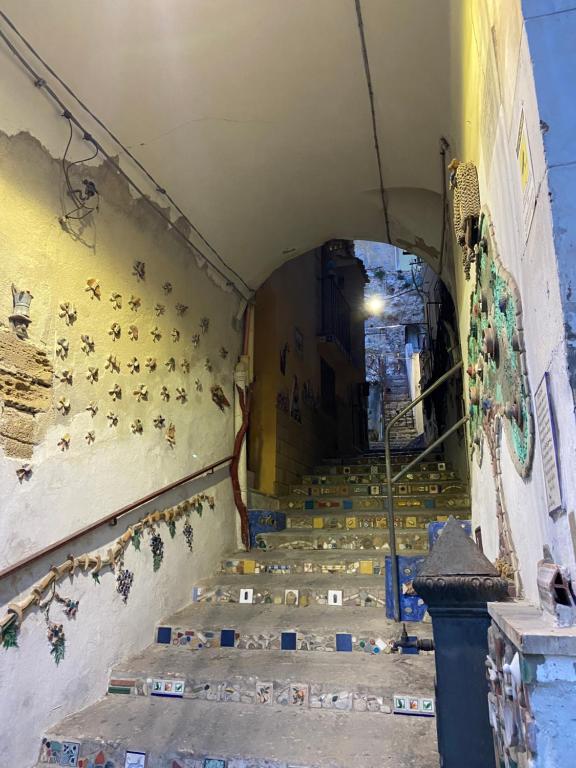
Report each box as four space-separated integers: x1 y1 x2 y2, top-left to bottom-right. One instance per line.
281 631 297 650
220 629 236 648
156 626 172 644
304 500 314 510
343 499 353 510
424 499 435 509
336 633 353 652
203 760 226 768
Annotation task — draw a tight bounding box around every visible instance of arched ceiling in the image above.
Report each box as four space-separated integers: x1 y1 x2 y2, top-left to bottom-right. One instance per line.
0 0 454 295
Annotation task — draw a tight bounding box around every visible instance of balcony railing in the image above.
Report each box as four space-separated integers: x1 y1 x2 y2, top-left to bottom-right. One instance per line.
320 277 352 356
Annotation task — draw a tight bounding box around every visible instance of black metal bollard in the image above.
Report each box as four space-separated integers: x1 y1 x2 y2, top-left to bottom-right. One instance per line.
414 517 508 768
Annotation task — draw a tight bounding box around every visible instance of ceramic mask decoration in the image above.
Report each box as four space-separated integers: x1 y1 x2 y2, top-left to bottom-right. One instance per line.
109 292 123 310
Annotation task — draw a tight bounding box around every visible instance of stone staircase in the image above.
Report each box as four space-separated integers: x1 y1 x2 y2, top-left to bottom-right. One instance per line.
382 368 421 450
36 451 470 768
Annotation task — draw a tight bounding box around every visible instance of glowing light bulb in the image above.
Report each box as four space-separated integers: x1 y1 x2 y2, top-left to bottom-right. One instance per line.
365 295 385 315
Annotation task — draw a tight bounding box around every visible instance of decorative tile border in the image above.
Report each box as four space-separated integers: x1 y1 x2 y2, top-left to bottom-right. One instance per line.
254 530 428 553
191 584 385 609
107 671 417 715
300 470 457 484
289 482 466 497
220 557 387 576
154 625 427 656
283 496 470 511
393 694 435 717
285 512 469 531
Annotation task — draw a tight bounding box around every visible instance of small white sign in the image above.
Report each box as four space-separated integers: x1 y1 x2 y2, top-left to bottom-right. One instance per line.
124 751 146 768
328 590 343 606
239 588 254 604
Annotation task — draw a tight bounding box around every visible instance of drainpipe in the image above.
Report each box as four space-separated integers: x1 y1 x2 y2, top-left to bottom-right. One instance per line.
414 517 508 768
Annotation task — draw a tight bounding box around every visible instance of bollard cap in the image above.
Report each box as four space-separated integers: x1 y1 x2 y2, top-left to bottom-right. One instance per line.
414 517 509 606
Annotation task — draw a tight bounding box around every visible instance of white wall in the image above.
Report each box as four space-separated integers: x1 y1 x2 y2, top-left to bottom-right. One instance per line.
0 53 242 767
453 1 576 601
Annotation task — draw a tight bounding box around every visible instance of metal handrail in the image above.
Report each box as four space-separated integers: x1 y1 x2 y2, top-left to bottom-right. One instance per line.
385 361 468 621
0 455 234 581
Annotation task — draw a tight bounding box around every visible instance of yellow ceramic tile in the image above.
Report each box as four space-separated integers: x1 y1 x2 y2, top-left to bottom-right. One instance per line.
243 559 256 574
346 516 357 529
406 516 417 528
313 517 324 529
359 560 373 575
437 515 448 522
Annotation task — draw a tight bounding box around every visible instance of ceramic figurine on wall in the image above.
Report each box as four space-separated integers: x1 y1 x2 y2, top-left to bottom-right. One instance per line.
105 354 120 373
109 384 122 401
127 357 140 374
191 333 200 348
220 347 228 359
107 412 119 427
145 356 157 372
211 385 230 411
162 281 173 294
133 384 148 402
57 434 71 451
205 358 213 372
16 464 32 483
180 358 190 373
131 419 143 434
56 338 69 359
116 567 134 603
59 302 77 326
80 334 95 355
128 325 139 341
9 284 33 338
86 402 98 417
128 295 141 312
160 385 170 401
150 326 161 343
165 422 176 447
57 396 71 415
200 317 209 334
132 261 145 281
109 292 122 310
154 304 165 317
153 415 165 429
195 378 203 392
175 303 188 316
85 279 101 300
109 322 121 341
46 621 65 665
176 387 187 403
85 431 95 445
56 370 73 385
86 367 99 383
171 328 180 342
182 521 194 550
165 357 176 372
448 158 481 280
149 530 164 570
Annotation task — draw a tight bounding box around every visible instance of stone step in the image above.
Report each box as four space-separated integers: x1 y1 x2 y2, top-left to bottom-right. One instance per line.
318 453 444 466
107 644 434 717
253 528 429 553
281 494 470 513
288 481 468 496
154 602 432 656
36 694 437 768
220 549 390 576
302 470 458 483
190 574 386 608
285 509 470 531
314 459 449 474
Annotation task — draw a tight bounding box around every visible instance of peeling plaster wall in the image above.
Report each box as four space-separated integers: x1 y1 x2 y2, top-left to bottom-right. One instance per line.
451 0 576 600
0 80 241 768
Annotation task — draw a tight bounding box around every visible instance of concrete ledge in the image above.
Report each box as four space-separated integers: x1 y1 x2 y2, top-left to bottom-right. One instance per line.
488 600 576 656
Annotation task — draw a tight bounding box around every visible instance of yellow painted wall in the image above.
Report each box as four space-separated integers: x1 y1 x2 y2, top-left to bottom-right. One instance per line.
249 248 366 495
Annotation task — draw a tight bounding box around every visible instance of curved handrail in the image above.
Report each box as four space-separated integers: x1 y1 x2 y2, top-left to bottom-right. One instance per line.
0 455 233 581
385 361 468 621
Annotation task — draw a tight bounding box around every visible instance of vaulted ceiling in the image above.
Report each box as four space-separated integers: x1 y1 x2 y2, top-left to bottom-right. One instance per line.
0 0 456 296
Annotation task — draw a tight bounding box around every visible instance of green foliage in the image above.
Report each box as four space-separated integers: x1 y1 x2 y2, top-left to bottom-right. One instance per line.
2 622 19 650
168 520 177 539
51 636 65 665
131 531 142 551
92 572 100 584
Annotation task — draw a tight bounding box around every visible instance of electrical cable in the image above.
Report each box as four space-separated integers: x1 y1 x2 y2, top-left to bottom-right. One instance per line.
61 116 100 220
354 0 392 244
0 12 253 300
